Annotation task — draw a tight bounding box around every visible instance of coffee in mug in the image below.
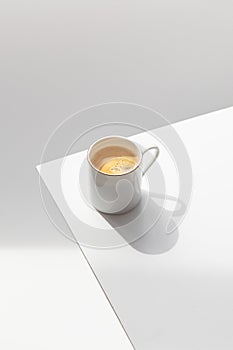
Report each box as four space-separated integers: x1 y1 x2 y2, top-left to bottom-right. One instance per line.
91 146 139 175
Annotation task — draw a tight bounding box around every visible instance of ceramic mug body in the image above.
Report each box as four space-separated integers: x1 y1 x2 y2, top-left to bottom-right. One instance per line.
87 136 159 214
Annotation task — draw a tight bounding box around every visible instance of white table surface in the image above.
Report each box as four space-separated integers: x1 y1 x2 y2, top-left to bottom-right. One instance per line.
85 107 233 350
38 107 233 349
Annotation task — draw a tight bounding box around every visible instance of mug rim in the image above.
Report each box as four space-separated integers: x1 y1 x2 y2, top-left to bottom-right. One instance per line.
87 135 142 176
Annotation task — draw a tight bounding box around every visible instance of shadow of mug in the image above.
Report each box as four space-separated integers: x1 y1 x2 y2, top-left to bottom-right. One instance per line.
101 191 186 255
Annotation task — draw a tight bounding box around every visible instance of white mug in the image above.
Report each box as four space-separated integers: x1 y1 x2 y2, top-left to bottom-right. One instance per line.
87 136 159 214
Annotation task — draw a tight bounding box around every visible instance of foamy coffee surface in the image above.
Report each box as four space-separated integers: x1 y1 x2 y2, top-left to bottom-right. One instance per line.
91 146 139 175
100 156 137 174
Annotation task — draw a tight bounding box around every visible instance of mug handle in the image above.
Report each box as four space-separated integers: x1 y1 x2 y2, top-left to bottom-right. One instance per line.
141 146 160 176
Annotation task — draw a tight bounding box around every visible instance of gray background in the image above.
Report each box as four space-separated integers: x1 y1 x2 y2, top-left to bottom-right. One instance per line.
1 0 233 246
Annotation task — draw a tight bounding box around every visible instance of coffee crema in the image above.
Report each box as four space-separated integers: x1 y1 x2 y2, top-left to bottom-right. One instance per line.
100 156 137 175
91 146 139 175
